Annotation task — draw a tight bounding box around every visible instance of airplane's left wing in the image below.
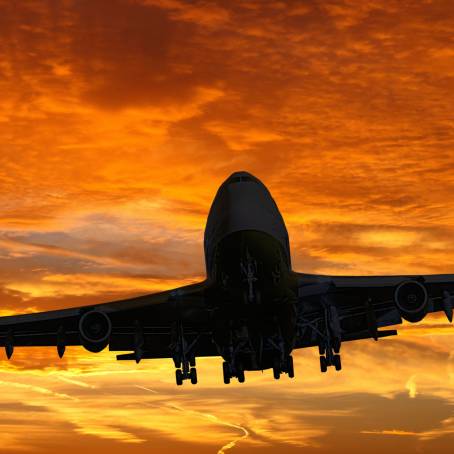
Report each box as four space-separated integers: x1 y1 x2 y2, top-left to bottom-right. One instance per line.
294 272 454 370
0 280 218 363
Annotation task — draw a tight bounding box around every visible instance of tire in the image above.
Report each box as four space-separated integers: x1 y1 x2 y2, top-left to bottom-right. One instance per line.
190 367 198 384
176 369 183 385
333 354 342 371
287 356 294 378
320 356 328 373
237 369 245 383
333 338 341 354
223 362 231 385
273 357 281 380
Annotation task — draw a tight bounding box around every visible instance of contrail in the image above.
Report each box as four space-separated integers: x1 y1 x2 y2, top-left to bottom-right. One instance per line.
135 385 250 453
209 415 249 454
0 379 77 401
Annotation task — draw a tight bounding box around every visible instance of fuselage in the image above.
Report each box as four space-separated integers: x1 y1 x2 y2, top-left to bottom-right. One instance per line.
203 172 298 370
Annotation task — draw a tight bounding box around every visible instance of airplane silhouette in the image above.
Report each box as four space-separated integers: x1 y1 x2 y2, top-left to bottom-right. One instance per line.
1 171 453 385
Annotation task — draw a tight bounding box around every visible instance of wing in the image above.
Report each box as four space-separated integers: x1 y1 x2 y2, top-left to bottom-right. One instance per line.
294 272 454 351
0 280 218 362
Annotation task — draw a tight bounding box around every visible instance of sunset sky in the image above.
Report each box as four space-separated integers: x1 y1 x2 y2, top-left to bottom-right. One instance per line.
0 0 453 452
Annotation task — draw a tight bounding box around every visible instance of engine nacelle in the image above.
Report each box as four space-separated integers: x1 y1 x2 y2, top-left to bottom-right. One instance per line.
394 280 428 322
79 310 112 352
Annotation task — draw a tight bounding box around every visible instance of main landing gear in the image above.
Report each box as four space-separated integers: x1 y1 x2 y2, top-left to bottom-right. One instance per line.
222 355 295 384
171 322 199 386
222 361 245 384
272 355 294 380
175 356 197 386
319 338 342 373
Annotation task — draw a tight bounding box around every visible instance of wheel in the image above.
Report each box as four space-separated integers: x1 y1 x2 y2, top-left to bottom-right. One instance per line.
272 357 281 380
190 367 198 384
223 362 231 384
176 369 183 385
237 369 245 383
333 338 341 354
286 355 294 378
333 354 342 371
319 356 328 373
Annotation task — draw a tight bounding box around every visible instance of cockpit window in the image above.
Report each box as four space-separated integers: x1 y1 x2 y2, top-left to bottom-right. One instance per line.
227 175 257 185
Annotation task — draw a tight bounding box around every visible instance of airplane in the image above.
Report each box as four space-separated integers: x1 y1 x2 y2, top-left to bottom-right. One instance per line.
0 171 453 385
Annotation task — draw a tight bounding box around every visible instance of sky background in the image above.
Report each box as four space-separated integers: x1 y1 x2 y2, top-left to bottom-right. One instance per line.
0 0 453 452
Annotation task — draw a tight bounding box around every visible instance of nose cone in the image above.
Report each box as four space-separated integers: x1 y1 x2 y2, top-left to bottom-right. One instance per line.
204 171 291 277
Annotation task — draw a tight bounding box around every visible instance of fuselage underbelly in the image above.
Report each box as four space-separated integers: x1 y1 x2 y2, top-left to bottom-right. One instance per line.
203 172 298 370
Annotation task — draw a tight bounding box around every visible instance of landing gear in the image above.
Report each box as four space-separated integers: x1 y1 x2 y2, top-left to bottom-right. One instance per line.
174 359 198 385
272 354 294 380
319 344 342 373
287 355 294 378
171 322 200 385
237 368 245 383
223 362 231 384
240 248 259 304
222 361 245 384
319 355 328 373
190 367 198 384
333 354 342 371
317 299 343 373
176 369 183 385
273 357 281 380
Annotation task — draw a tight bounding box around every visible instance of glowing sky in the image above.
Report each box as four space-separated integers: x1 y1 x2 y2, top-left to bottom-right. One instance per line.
0 0 453 452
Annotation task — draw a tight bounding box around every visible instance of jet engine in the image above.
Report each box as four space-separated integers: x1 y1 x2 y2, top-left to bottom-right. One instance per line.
79 310 112 352
394 280 428 322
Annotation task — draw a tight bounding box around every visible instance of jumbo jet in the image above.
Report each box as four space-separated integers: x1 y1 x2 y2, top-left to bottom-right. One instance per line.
1 172 453 385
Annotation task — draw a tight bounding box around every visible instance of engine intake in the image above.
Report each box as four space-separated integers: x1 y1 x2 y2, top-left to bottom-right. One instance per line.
79 310 112 352
394 280 428 322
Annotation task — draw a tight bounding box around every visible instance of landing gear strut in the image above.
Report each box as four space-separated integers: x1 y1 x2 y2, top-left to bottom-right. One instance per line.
318 304 343 373
171 322 199 385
